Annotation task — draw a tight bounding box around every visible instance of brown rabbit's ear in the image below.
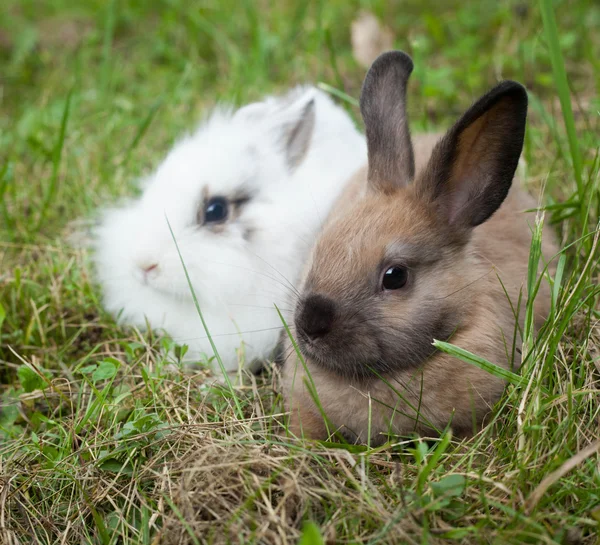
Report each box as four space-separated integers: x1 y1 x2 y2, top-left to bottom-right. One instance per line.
416 81 528 230
360 51 415 193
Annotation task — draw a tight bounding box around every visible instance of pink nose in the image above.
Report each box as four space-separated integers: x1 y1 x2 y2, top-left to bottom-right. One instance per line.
140 263 158 274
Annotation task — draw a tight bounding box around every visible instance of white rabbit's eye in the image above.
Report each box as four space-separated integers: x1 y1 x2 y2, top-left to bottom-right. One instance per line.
203 197 229 224
382 266 408 290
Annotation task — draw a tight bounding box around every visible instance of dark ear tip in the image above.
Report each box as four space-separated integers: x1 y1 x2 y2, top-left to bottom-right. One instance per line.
369 50 414 78
360 50 414 115
492 80 529 107
371 51 414 76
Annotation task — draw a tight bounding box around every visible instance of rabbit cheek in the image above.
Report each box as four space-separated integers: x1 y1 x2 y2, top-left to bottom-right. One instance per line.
377 303 458 370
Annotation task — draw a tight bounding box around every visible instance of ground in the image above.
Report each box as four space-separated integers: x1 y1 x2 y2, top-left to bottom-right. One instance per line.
1 1 599 544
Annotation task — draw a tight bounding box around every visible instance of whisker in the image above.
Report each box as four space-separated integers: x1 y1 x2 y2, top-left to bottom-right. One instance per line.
191 257 302 298
168 326 287 343
242 291 301 306
432 269 494 300
244 248 302 299
226 303 295 313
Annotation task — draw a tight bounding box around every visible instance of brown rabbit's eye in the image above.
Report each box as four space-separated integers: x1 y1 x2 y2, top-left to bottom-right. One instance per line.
203 196 229 224
382 266 408 290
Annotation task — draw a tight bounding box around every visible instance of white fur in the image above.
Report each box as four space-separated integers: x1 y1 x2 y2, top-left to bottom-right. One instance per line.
93 87 366 373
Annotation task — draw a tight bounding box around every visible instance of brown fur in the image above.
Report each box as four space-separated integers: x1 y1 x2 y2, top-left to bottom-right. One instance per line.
281 52 559 444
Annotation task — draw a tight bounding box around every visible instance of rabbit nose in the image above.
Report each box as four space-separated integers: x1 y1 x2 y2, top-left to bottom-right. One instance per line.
296 293 336 340
138 262 159 275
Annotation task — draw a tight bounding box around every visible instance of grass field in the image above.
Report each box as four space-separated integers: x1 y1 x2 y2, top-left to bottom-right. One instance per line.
1 0 599 543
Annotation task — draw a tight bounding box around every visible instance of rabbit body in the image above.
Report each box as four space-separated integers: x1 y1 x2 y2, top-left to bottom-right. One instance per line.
282 53 558 443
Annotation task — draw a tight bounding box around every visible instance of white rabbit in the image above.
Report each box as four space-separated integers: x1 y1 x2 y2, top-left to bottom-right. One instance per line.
93 86 367 374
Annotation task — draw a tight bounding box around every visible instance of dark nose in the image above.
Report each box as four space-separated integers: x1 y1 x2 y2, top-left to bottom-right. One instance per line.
296 293 336 340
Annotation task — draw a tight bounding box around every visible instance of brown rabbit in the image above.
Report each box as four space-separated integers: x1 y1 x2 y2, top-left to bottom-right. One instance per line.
281 51 558 444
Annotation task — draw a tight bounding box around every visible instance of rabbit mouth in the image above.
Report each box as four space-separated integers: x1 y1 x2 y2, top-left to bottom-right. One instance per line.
296 330 383 380
295 332 326 363
295 330 338 366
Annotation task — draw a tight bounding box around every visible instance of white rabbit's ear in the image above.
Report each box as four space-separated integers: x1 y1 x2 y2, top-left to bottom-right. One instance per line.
235 89 316 171
275 96 316 171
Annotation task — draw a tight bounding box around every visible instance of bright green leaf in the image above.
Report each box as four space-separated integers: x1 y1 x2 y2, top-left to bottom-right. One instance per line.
92 359 119 382
433 340 526 386
298 521 324 545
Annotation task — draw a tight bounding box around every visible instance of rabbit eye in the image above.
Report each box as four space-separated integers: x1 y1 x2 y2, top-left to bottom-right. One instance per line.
203 196 229 224
382 266 408 290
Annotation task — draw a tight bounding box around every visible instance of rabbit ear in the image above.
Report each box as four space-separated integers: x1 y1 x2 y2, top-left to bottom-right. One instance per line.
278 97 316 170
234 90 315 171
416 81 528 231
359 51 415 193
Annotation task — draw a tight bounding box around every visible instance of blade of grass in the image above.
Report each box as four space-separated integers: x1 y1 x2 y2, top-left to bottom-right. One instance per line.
416 431 452 495
324 29 345 92
287 0 311 44
275 304 338 441
433 340 527 386
367 367 440 433
523 214 544 356
166 216 243 419
316 82 359 107
163 496 201 545
550 253 566 317
101 0 117 97
525 439 600 514
120 99 162 166
0 161 15 238
36 90 72 232
539 0 584 200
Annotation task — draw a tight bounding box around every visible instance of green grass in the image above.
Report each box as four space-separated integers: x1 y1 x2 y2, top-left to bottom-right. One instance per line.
1 0 599 543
